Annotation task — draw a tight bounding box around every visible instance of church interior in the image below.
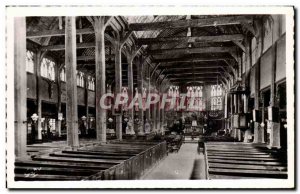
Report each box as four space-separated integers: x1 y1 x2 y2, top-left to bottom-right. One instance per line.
12 14 288 181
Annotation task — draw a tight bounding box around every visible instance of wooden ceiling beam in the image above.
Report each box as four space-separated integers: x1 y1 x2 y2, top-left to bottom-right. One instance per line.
77 55 114 61
169 77 219 81
164 67 223 72
153 56 231 63
128 16 253 31
148 46 236 55
41 42 113 51
27 28 94 38
138 34 244 45
165 71 223 75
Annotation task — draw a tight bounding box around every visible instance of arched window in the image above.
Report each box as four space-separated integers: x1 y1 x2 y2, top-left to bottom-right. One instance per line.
60 68 66 82
41 58 55 81
88 76 95 91
211 84 223 110
26 50 34 73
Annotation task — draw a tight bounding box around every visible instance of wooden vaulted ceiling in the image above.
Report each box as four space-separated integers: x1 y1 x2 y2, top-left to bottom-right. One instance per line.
25 15 260 89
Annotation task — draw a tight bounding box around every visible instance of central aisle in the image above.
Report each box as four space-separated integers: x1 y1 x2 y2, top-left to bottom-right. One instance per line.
141 143 206 179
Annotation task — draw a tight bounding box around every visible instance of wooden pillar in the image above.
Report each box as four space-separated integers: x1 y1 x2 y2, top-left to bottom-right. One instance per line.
34 50 43 141
152 85 157 131
254 63 263 143
55 62 63 137
269 42 280 148
14 17 27 157
259 93 265 143
224 90 228 119
84 74 89 134
156 86 161 133
114 41 122 140
161 88 165 135
65 16 79 147
146 64 151 123
127 56 134 122
94 17 106 143
137 57 144 135
224 90 228 130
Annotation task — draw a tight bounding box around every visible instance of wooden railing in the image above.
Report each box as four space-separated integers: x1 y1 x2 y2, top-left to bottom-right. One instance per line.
85 141 167 180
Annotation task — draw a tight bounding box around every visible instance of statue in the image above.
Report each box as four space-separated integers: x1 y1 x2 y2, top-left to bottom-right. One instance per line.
145 119 151 134
126 118 135 135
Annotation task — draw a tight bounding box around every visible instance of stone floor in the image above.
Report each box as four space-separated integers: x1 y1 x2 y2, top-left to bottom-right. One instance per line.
141 143 206 180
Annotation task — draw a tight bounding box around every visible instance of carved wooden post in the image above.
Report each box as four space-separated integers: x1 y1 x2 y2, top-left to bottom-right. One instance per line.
34 50 46 141
114 38 123 139
269 41 280 148
146 64 151 124
137 56 144 135
127 56 134 122
65 16 79 147
90 16 107 143
55 61 63 137
84 73 89 135
14 17 27 157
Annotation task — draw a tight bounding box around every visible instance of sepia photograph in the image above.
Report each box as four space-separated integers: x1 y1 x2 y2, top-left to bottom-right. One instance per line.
5 5 295 189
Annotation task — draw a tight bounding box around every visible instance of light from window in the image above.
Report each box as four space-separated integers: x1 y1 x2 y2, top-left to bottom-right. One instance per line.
77 71 85 87
48 118 56 132
26 50 34 73
88 76 95 91
60 68 66 82
41 58 55 81
211 85 223 110
186 86 204 111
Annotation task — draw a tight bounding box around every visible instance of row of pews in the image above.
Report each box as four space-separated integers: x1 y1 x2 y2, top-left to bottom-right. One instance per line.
205 142 288 179
15 140 167 181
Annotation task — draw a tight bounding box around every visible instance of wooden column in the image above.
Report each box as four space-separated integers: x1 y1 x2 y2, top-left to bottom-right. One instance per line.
156 86 161 133
224 90 228 119
254 63 263 143
65 16 79 147
161 108 165 134
127 56 134 122
146 64 151 123
94 17 106 143
55 62 63 137
224 90 228 130
114 41 123 140
269 42 280 148
14 17 27 157
259 92 265 143
34 50 43 141
137 57 144 135
84 74 89 134
152 84 157 131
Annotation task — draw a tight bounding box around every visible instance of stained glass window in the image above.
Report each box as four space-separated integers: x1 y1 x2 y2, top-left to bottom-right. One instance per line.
26 50 34 73
211 84 223 110
41 58 55 81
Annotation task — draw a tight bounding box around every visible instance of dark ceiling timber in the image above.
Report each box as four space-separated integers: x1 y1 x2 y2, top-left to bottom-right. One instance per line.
147 46 237 55
152 56 233 63
137 34 244 45
27 28 95 39
128 16 253 31
165 71 224 75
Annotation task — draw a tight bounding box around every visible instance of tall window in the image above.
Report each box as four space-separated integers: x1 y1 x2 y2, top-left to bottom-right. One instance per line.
41 58 55 81
26 50 34 73
77 71 85 87
60 68 66 82
211 85 223 110
48 119 56 132
88 76 95 91
186 86 205 111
